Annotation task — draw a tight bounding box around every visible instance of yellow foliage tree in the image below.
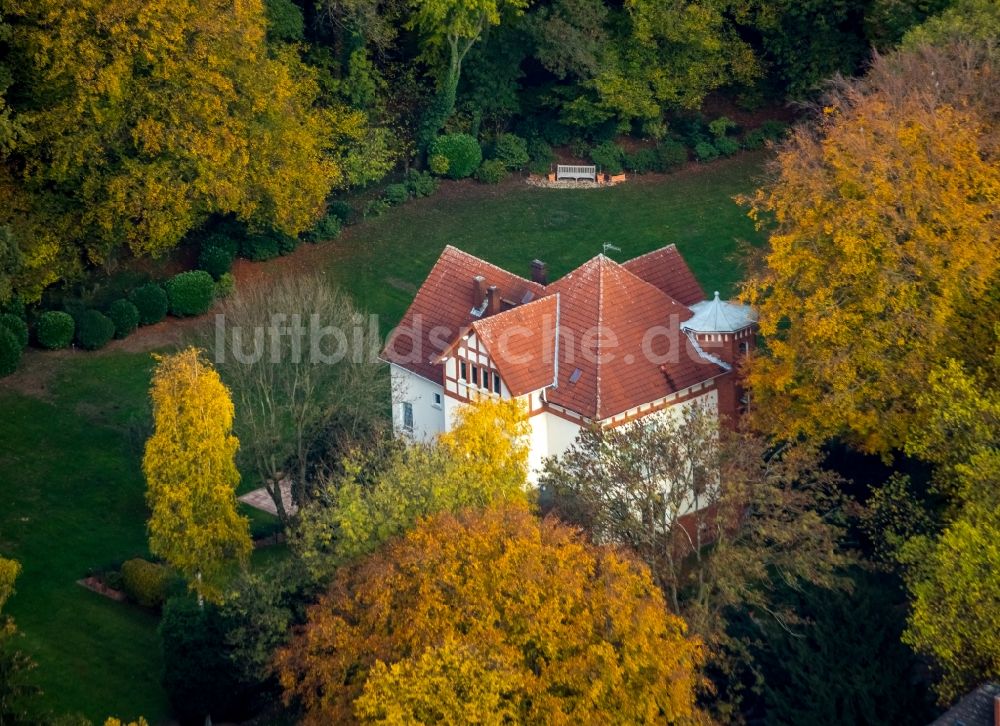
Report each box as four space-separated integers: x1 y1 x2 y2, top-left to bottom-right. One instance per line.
276 505 705 724
143 347 251 604
292 397 530 573
0 557 18 612
741 47 1000 453
0 0 347 299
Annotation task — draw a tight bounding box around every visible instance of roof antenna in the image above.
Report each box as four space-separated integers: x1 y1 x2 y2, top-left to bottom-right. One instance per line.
602 242 621 255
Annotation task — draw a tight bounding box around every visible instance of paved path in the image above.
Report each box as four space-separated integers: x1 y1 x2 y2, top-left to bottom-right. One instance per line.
239 480 297 516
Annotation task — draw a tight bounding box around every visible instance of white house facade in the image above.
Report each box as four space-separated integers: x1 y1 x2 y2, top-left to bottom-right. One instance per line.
383 245 756 480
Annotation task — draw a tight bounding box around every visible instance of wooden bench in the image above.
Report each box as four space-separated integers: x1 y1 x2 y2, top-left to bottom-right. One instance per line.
556 164 596 182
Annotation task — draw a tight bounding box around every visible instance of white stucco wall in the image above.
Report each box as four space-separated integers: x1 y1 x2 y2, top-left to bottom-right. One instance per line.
389 363 445 442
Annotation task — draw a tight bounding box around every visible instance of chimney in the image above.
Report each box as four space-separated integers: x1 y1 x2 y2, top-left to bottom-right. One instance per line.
531 259 548 285
473 275 487 307
487 285 500 316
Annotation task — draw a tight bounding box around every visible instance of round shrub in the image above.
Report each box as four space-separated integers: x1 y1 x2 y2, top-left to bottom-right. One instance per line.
654 139 687 172
215 272 236 299
384 183 410 206
239 233 280 262
36 310 75 349
166 271 215 317
589 141 624 174
304 213 342 243
327 200 355 225
107 299 140 339
527 136 554 165
405 169 438 198
0 327 20 377
277 232 298 256
364 198 391 218
75 309 115 350
708 116 737 138
715 137 741 157
429 134 482 179
624 148 657 174
694 141 720 162
197 246 233 280
201 232 240 260
428 153 450 176
741 129 768 150
121 558 170 608
0 313 29 349
475 159 508 184
493 133 529 170
131 283 168 326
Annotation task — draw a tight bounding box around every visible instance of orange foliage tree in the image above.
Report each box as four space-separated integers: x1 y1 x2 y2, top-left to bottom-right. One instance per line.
275 505 705 724
741 44 1000 454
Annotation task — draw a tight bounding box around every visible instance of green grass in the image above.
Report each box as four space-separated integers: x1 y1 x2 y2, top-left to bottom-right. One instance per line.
0 352 167 724
332 153 767 331
0 152 767 723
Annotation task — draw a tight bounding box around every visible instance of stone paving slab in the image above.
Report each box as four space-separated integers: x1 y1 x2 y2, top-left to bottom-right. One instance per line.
238 480 297 516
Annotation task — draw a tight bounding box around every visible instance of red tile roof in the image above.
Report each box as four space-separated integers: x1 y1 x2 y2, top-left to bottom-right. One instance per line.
544 256 721 419
382 246 543 382
382 245 726 420
621 244 704 305
471 295 559 396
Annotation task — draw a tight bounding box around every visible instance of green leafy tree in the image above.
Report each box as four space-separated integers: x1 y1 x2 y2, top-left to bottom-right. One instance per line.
410 0 530 152
901 0 1000 50
291 398 529 575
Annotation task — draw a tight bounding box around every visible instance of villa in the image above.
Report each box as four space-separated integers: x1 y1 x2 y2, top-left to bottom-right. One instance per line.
381 244 757 478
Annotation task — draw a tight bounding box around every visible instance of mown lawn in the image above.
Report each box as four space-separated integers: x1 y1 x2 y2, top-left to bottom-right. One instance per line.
0 151 766 723
331 153 767 331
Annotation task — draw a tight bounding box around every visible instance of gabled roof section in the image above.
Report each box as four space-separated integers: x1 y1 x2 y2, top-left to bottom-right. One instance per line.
381 246 544 381
622 244 704 306
545 255 723 420
471 295 559 396
683 291 757 333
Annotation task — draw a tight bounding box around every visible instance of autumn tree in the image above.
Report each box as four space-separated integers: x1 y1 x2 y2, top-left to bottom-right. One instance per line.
211 275 388 521
0 0 358 299
741 43 1000 454
143 348 252 604
276 505 705 724
540 403 852 710
410 0 530 151
291 397 529 575
0 557 40 725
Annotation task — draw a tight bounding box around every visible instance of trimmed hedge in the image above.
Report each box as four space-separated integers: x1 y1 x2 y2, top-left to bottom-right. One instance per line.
384 183 409 206
36 311 75 349
166 271 215 317
121 558 169 608
405 169 438 198
475 159 508 184
429 134 482 179
197 246 233 280
0 313 29 349
590 142 624 175
75 309 115 350
694 141 720 162
493 133 529 170
239 233 280 262
624 148 657 174
131 283 169 326
0 327 20 377
215 272 236 299
108 299 140 339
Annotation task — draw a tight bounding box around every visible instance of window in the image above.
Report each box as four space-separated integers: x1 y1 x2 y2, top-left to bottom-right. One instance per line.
739 341 750 355
402 402 413 432
482 370 490 391
459 360 467 381
432 392 442 408
471 365 479 387
493 373 501 394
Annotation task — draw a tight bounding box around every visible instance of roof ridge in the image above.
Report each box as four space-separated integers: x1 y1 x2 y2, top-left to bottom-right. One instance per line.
441 245 541 290
594 258 605 419
620 243 678 265
604 255 692 312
